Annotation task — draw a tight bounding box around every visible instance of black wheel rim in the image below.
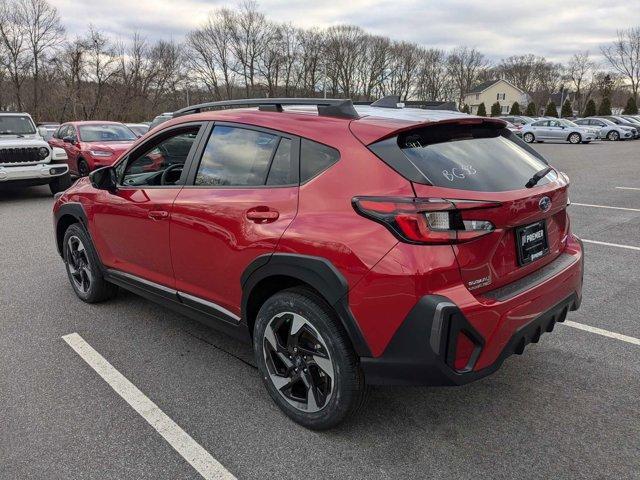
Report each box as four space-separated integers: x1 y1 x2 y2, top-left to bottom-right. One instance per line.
66 236 92 293
263 312 334 413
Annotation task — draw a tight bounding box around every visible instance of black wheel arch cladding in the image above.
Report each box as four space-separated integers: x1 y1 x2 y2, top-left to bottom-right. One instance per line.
241 253 372 357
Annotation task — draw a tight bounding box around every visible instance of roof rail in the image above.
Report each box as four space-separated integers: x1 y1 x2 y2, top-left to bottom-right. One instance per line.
172 98 359 120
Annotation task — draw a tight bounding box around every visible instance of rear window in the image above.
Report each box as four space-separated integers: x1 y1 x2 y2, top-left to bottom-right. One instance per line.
396 124 551 192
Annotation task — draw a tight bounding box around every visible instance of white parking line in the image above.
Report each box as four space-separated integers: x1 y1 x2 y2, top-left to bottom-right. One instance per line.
564 321 640 346
62 333 236 480
615 187 640 191
582 239 640 251
571 202 640 213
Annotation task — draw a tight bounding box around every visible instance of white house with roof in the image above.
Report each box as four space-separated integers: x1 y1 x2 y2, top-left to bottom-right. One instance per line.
464 79 530 115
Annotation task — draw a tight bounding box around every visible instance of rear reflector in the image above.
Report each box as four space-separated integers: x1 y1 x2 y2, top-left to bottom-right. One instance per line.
352 196 500 245
453 332 476 371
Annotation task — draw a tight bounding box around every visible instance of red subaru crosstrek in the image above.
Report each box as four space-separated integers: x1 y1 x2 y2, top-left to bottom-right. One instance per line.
53 97 584 429
48 121 137 176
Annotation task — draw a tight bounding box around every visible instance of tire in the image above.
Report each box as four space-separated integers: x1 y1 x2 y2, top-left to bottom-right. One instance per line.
253 287 367 430
49 173 72 195
568 132 581 144
607 130 620 141
523 132 535 143
63 223 118 303
77 158 90 177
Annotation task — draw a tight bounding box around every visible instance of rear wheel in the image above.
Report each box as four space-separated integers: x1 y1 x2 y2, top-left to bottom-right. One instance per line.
49 173 72 195
607 130 620 141
63 223 118 303
568 132 581 144
523 132 535 143
253 287 367 430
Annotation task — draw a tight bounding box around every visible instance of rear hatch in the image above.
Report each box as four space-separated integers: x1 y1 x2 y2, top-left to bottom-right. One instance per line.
364 118 570 295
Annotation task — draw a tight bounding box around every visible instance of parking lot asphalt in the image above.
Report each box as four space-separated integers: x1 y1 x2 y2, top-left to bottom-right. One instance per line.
1 141 639 479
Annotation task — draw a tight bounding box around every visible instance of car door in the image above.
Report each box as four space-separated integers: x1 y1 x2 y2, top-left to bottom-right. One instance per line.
89 122 205 288
547 120 563 140
531 120 549 139
169 122 300 321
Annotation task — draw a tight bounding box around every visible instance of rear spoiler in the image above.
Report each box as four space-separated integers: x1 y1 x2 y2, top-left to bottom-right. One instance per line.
350 116 507 146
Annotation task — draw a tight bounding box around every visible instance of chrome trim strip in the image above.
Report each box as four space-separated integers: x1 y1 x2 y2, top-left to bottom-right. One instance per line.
177 291 241 322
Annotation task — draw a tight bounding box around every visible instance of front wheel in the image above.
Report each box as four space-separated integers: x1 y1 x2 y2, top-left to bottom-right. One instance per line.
523 132 535 143
63 223 118 303
607 130 620 141
253 288 367 430
568 132 581 144
77 159 90 177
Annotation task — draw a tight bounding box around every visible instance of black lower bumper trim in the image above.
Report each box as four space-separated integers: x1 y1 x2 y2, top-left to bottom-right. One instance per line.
361 292 579 386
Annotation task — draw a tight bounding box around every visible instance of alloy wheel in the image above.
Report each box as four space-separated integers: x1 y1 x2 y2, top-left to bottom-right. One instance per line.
523 133 534 143
609 131 619 141
569 133 580 144
66 235 92 293
263 312 335 413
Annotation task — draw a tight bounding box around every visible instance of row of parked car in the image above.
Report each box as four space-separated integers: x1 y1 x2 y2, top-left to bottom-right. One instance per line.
499 114 640 144
0 112 151 194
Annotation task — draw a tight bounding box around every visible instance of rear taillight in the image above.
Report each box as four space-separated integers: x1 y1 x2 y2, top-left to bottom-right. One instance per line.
352 196 500 245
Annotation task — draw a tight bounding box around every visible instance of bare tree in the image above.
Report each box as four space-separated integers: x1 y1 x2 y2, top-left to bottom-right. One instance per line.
498 54 548 93
415 49 452 101
601 27 640 100
565 52 595 112
0 1 31 110
447 47 489 107
17 0 65 116
229 1 269 97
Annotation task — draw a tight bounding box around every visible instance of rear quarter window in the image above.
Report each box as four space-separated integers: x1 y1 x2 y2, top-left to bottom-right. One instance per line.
394 124 552 192
300 139 339 183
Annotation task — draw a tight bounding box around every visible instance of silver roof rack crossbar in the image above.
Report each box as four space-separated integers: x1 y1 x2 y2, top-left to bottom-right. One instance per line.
173 98 360 120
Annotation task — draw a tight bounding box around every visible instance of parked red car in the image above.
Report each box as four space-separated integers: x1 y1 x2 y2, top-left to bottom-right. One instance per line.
53 97 584 429
48 121 137 176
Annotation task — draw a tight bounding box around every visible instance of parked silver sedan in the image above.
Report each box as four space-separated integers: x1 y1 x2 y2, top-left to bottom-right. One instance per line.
574 118 635 141
521 118 597 144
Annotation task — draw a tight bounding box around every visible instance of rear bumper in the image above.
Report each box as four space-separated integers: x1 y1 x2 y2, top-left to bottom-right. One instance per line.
361 235 584 386
0 163 68 182
361 292 579 386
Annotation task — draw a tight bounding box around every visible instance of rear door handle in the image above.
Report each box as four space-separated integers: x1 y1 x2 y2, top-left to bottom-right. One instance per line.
246 208 279 223
148 210 169 220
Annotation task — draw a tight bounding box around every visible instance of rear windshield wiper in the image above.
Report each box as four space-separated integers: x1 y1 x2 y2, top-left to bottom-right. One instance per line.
525 166 553 188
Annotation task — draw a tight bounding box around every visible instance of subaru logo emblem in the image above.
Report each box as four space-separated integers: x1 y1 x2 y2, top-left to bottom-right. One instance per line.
539 196 551 212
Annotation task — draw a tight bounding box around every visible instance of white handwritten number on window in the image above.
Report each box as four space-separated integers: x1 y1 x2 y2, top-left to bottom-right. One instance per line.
442 165 477 182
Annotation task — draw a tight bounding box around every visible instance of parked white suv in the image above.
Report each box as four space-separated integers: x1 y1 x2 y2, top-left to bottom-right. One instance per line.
0 112 71 195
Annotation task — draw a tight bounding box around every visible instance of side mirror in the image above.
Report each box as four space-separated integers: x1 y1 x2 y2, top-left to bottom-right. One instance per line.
89 166 117 193
38 127 47 138
62 135 76 144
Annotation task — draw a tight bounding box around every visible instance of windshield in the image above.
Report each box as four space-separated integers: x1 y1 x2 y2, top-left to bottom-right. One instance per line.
398 124 553 192
0 115 36 135
78 124 136 142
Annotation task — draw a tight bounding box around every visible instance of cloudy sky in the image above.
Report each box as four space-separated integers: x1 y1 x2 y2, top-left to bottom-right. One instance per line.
49 0 633 62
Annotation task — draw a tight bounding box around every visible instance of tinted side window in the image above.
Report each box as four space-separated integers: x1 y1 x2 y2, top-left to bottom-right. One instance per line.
195 126 278 186
300 139 339 183
266 138 295 185
122 128 199 187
